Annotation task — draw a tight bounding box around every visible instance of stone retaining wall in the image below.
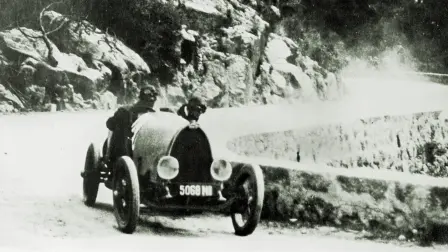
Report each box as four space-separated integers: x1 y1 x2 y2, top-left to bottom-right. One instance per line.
230 157 448 243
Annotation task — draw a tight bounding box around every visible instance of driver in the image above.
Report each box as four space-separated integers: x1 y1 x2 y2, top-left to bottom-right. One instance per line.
105 85 159 162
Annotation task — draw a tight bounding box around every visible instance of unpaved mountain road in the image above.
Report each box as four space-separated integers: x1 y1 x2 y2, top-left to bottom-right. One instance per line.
0 78 448 251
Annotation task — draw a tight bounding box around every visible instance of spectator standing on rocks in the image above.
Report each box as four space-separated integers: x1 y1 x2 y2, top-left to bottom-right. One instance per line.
53 83 66 111
179 59 196 97
296 145 301 163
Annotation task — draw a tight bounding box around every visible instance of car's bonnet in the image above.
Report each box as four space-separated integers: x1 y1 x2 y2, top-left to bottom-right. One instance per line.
131 112 189 177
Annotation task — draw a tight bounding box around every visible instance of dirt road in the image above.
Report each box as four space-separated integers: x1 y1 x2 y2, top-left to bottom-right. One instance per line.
0 78 447 251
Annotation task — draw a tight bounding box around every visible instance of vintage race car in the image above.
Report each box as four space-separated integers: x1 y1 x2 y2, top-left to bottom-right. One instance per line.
81 110 265 236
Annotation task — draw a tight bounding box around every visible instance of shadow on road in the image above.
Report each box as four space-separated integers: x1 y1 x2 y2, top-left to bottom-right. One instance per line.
90 201 232 237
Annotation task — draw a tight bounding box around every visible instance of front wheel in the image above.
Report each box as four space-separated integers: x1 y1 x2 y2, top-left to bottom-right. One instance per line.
82 143 101 207
112 156 140 234
230 164 265 236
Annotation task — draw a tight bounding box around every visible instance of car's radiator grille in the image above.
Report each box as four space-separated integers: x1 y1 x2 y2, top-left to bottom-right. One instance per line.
169 127 213 183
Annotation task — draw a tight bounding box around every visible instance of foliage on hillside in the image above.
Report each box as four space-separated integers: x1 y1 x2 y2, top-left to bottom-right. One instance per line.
85 0 186 85
276 0 448 73
3 0 448 76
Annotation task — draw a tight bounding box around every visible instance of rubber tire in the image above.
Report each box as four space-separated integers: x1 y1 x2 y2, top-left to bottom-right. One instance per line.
231 164 265 236
112 156 140 234
83 143 101 207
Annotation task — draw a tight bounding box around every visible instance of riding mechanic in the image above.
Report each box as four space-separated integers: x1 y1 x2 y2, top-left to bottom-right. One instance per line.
177 96 207 125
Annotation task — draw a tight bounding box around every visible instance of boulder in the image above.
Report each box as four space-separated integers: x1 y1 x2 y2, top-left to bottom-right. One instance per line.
200 53 254 107
173 0 230 34
221 25 264 74
0 28 59 63
43 11 150 80
0 27 107 99
264 34 316 100
221 25 258 57
265 34 293 64
183 0 228 16
93 90 117 110
229 3 269 35
22 56 103 100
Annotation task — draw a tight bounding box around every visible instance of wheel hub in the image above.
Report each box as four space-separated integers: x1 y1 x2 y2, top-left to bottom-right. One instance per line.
114 172 131 217
233 178 254 226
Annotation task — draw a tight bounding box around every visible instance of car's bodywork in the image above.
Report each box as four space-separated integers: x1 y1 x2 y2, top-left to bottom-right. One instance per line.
81 110 265 236
130 112 230 211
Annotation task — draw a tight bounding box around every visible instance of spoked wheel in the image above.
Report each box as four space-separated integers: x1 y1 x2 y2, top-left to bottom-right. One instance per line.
82 143 101 207
230 164 265 236
112 156 140 234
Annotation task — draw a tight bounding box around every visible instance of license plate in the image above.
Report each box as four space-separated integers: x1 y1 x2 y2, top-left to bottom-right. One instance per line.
179 185 213 197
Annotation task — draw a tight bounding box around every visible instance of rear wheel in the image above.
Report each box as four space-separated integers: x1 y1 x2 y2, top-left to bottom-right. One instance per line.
112 156 140 234
82 143 101 207
230 164 265 236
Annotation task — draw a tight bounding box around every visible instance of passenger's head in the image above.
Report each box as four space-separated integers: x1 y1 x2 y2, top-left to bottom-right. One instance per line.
139 85 158 107
187 96 207 121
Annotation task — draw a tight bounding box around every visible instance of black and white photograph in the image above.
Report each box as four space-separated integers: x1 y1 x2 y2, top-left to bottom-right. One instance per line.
1 0 448 251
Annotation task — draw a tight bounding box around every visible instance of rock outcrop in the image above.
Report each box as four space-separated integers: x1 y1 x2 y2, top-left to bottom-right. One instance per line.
0 0 345 112
159 0 345 108
43 11 151 88
0 12 151 113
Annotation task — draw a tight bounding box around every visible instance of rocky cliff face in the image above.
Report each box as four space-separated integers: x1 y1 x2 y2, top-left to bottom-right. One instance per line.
0 0 345 113
162 0 345 108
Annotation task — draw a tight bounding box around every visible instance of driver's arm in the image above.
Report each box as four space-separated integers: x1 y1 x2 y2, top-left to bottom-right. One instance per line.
106 107 128 131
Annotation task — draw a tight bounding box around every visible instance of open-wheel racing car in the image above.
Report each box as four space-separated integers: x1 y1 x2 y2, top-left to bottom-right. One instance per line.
81 110 265 236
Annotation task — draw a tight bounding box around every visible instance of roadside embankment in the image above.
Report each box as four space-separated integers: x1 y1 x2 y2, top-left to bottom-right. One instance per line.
227 110 448 244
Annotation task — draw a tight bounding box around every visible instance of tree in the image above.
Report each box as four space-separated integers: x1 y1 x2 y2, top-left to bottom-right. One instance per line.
9 0 95 67
13 1 73 67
